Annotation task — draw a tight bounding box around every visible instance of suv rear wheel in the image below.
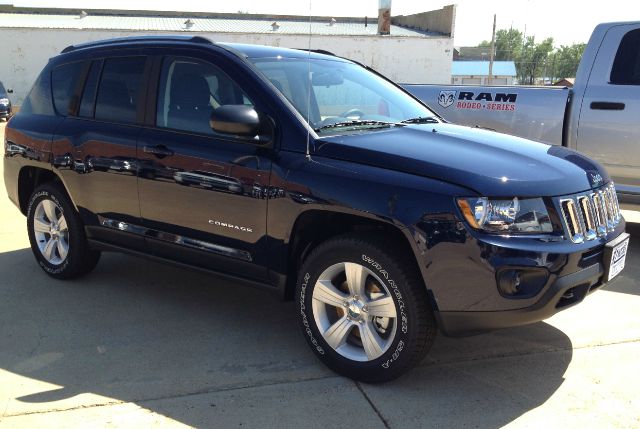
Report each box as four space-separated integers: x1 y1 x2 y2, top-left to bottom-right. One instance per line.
296 234 437 382
27 183 100 279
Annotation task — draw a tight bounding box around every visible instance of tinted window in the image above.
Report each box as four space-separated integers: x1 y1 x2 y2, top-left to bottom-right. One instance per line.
20 68 55 116
79 60 102 118
0 81 6 96
95 57 146 123
52 61 83 116
611 29 640 85
156 57 253 135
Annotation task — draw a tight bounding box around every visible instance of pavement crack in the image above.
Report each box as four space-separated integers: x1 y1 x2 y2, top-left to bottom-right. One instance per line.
420 337 640 368
355 381 391 429
27 331 45 358
2 400 125 418
2 374 340 418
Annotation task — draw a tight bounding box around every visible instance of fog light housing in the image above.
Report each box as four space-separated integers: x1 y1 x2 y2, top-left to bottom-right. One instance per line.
496 268 549 299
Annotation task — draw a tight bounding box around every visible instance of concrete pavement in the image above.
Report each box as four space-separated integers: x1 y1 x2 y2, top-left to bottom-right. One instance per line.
1 122 639 428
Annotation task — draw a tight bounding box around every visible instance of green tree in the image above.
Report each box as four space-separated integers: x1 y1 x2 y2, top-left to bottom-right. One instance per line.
551 43 586 80
518 36 554 84
494 28 525 61
478 31 555 85
477 29 525 60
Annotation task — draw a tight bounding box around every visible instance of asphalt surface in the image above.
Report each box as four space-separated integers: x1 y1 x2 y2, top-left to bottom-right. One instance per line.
1 122 639 428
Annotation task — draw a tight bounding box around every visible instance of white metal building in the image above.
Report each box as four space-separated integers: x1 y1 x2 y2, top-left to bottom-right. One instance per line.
0 6 456 105
451 61 517 85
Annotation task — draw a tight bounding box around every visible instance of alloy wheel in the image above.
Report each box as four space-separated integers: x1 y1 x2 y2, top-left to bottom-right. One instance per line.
32 199 69 265
312 262 398 361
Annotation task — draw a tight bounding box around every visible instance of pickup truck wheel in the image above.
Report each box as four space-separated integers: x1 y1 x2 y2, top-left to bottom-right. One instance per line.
27 184 101 279
296 234 436 382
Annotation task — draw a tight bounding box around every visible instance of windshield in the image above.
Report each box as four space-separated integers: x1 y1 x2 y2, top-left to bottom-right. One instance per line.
0 81 6 96
250 57 437 134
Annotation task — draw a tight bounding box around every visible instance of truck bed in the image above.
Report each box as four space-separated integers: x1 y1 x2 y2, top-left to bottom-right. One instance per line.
402 84 570 146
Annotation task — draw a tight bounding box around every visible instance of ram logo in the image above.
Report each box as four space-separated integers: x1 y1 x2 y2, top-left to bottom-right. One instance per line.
437 90 457 108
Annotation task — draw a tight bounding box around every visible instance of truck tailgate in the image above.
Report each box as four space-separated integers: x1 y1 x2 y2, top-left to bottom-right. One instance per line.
402 84 570 146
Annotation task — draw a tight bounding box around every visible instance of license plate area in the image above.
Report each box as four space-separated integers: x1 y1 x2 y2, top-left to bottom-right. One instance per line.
603 232 630 282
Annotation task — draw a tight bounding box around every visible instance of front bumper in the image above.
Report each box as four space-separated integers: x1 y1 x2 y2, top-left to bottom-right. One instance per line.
437 261 605 336
0 106 11 118
423 217 627 337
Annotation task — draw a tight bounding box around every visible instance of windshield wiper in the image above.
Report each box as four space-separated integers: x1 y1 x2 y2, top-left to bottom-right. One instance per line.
400 116 439 124
314 120 400 132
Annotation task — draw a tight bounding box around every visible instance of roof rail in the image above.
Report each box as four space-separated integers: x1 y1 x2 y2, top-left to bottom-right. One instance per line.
296 48 336 56
61 35 213 54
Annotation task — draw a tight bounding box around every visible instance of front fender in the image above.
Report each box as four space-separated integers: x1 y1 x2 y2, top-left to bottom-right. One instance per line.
267 151 476 307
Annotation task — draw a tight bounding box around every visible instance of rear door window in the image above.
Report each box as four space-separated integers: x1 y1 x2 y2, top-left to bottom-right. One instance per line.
611 29 640 85
79 60 102 118
95 57 146 124
52 61 83 116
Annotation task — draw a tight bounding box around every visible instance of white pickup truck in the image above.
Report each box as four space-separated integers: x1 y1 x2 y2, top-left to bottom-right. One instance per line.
404 21 640 210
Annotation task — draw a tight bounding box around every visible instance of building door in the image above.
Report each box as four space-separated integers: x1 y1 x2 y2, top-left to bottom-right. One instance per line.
461 77 481 85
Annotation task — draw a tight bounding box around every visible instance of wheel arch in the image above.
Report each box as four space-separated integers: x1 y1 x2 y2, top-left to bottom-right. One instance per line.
17 166 73 215
283 209 429 304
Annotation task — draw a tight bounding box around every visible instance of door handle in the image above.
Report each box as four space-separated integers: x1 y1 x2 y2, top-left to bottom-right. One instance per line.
143 145 174 158
590 101 625 110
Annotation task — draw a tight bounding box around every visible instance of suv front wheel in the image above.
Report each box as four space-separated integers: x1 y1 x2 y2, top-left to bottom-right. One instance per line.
296 234 437 382
27 183 100 279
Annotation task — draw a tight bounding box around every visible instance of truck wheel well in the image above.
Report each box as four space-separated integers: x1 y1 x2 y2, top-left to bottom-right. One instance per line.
284 210 423 300
17 167 63 215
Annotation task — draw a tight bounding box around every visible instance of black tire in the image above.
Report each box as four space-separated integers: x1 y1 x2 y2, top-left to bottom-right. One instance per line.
295 233 437 382
26 183 101 279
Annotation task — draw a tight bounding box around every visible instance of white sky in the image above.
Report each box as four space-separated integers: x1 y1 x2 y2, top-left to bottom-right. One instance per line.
4 0 640 47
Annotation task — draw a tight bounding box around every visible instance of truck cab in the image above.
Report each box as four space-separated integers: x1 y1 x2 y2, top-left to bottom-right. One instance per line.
570 22 640 209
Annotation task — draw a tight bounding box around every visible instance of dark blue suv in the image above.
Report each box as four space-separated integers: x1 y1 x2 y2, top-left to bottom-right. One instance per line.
3 36 629 382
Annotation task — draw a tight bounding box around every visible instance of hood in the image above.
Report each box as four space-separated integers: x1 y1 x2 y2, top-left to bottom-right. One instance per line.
315 123 608 197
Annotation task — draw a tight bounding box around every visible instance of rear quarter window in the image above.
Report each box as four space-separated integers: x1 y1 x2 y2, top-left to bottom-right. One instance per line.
19 68 55 116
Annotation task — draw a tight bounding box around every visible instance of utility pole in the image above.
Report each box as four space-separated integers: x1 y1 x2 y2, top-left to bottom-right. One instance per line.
488 14 496 86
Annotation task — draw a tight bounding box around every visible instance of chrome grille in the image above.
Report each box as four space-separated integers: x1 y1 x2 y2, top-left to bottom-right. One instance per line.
559 183 621 243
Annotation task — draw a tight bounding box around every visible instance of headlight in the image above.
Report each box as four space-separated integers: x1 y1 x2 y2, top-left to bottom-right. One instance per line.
457 197 553 233
0 98 8 105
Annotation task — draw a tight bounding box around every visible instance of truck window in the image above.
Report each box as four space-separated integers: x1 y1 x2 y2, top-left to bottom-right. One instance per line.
52 61 83 116
610 29 640 85
94 57 146 124
156 57 253 135
79 60 102 118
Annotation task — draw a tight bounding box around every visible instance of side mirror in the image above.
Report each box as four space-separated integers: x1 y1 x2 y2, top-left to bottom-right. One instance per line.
210 105 262 138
